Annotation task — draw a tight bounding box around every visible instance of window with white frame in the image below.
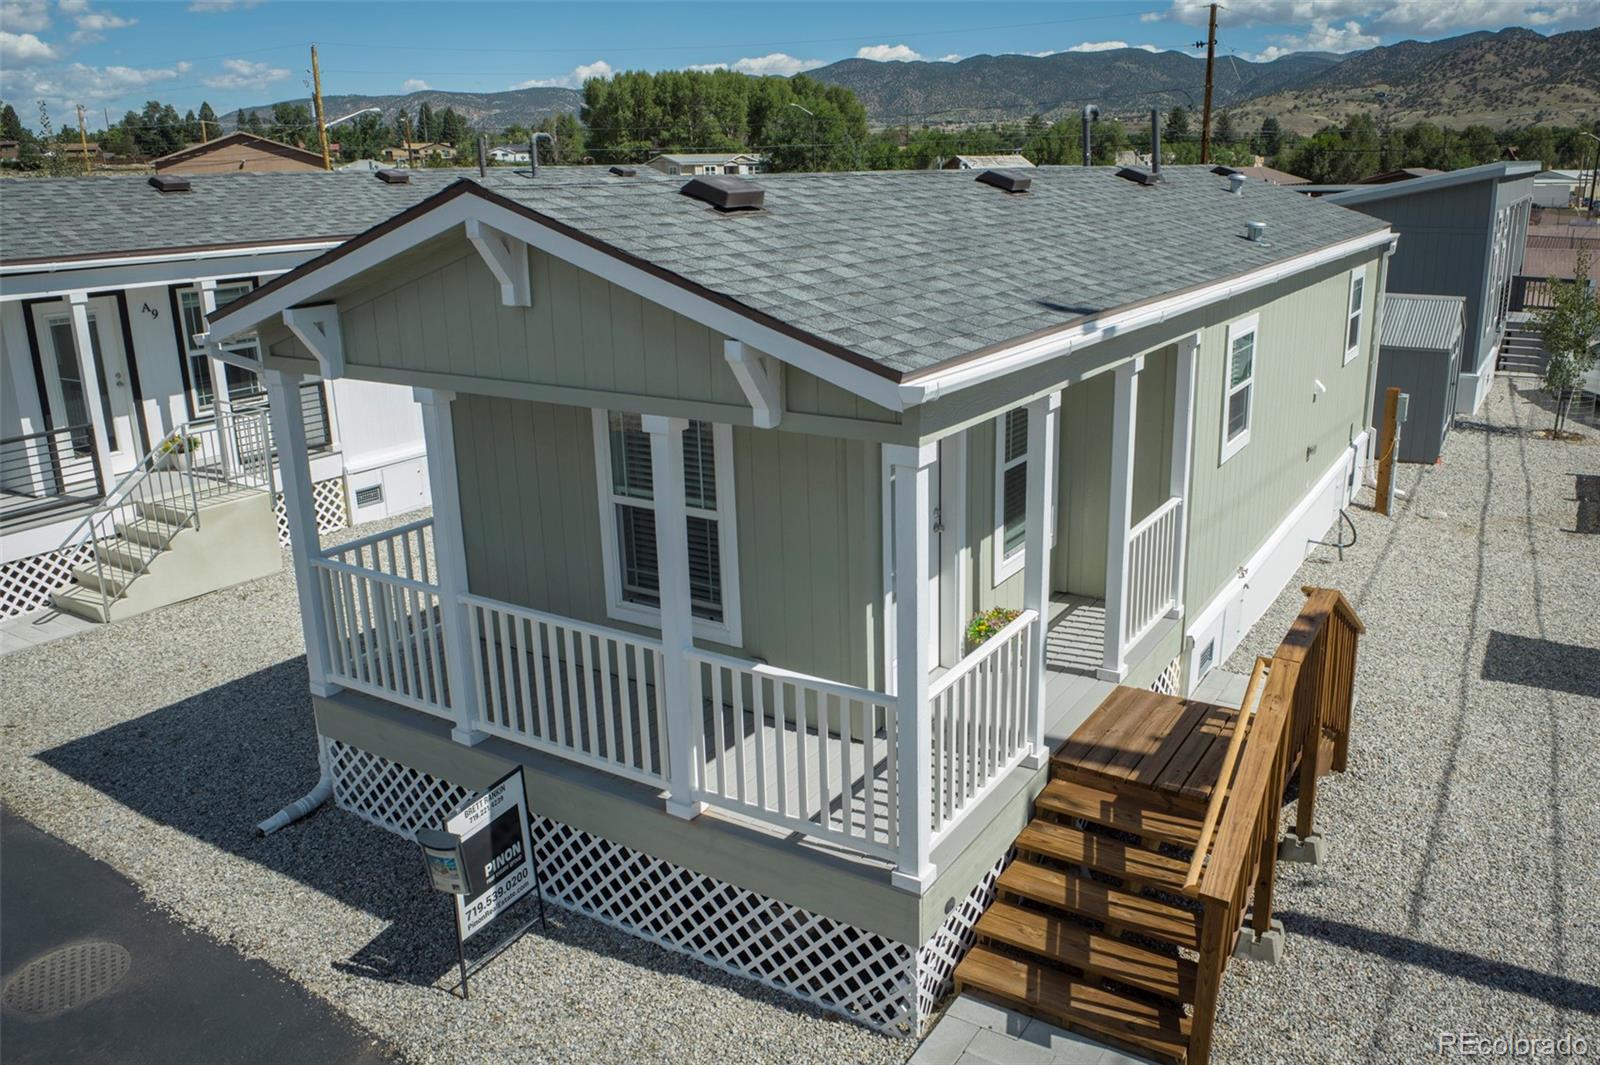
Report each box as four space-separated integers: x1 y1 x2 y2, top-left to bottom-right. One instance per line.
993 405 1029 583
1220 315 1258 464
592 410 740 643
177 282 263 414
1344 268 1365 365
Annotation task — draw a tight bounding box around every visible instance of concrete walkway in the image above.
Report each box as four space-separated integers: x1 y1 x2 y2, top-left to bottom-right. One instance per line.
0 609 97 656
912 994 1158 1065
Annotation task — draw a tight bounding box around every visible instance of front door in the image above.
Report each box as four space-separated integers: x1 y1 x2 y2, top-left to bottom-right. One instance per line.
35 298 139 477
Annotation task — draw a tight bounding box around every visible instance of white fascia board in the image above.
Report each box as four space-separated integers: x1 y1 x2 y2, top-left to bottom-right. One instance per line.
207 191 909 411
0 240 343 278
899 227 1396 406
0 254 308 303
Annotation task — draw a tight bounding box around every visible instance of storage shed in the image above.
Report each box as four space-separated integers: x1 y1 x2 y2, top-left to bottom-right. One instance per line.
1377 293 1466 463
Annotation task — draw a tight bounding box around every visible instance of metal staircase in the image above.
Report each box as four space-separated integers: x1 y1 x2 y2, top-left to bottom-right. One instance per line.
1498 320 1549 377
50 408 276 622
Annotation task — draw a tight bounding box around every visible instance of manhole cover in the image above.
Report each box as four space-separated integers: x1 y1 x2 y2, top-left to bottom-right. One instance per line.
1 941 130 1019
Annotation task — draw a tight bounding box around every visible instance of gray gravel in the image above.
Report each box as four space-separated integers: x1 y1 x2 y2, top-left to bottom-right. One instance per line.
0 512 907 1065
1214 376 1600 1062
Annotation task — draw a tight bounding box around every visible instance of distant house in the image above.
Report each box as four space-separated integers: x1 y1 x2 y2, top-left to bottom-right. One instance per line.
1228 165 1309 187
152 132 325 175
382 142 456 163
1532 169 1586 208
337 158 386 173
58 142 101 161
0 140 19 162
488 146 531 164
645 152 764 177
942 154 1035 170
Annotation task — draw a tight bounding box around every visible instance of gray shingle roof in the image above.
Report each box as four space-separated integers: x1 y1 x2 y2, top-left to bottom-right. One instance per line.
485 165 1390 374
1383 293 1465 351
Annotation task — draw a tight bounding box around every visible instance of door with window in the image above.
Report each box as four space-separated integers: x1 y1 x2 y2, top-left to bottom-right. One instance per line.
34 297 139 477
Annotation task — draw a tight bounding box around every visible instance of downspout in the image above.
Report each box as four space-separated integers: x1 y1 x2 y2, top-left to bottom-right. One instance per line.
256 748 335 836
1081 105 1100 167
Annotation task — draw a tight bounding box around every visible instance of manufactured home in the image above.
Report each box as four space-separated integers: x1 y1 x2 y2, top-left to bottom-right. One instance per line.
207 165 1389 1059
0 171 455 622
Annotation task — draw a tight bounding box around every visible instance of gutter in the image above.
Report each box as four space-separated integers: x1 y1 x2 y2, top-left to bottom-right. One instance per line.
0 239 346 276
902 227 1397 405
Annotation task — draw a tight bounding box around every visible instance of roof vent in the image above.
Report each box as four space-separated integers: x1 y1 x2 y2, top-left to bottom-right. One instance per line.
975 169 1031 193
1210 165 1241 177
1227 173 1248 195
679 174 763 211
609 165 637 177
375 168 411 185
1115 166 1160 186
148 173 190 193
1245 220 1268 243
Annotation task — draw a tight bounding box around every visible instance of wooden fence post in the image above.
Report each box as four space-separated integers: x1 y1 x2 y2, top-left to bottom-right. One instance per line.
1375 386 1400 516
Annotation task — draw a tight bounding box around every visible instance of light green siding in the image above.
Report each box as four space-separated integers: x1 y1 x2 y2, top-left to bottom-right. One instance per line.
1053 372 1111 597
1184 256 1378 612
452 394 884 689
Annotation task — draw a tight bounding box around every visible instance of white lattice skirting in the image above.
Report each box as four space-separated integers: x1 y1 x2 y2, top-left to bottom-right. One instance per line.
275 477 349 546
0 543 92 619
322 737 1004 1036
1149 653 1183 696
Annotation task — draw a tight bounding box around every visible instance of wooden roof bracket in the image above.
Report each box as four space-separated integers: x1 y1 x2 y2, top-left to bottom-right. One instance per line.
465 218 531 307
723 339 783 429
282 304 345 378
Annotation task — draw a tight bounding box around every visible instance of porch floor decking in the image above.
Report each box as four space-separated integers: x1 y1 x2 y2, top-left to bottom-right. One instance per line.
1045 594 1105 676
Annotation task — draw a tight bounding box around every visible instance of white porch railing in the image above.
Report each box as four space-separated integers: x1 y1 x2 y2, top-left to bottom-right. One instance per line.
927 609 1036 845
464 594 669 787
1124 496 1182 645
689 650 900 860
324 515 435 578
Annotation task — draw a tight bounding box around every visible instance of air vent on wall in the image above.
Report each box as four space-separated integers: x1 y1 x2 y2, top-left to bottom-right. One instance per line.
975 169 1031 193
376 168 411 185
679 174 764 211
148 174 191 193
354 484 385 508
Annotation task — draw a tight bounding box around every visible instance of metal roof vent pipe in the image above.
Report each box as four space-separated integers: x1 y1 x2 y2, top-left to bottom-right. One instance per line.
1228 172 1247 195
477 134 488 178
1150 107 1162 178
529 131 554 177
1081 104 1100 167
1246 220 1268 243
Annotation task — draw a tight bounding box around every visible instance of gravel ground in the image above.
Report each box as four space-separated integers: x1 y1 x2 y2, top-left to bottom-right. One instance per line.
1212 376 1600 1062
0 512 906 1065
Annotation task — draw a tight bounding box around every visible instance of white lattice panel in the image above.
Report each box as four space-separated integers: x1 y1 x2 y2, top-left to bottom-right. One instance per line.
1149 653 1182 696
0 544 92 619
275 478 349 546
322 737 924 1034
913 851 1008 1030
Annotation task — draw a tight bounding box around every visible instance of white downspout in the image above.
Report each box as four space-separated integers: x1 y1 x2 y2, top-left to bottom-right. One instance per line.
256 769 333 836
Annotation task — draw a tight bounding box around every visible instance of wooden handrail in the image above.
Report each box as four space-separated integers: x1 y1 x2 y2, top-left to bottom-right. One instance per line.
1183 655 1271 894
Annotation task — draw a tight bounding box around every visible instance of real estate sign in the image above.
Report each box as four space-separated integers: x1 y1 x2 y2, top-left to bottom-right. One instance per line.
445 767 536 941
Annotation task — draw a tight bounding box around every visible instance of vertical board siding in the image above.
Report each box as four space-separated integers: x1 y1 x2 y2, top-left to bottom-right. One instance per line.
1184 255 1380 613
1053 372 1112 597
1130 344 1177 526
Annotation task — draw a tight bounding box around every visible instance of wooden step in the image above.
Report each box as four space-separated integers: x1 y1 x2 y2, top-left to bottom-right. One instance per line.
976 900 1197 1002
955 945 1190 1063
1036 779 1203 849
1050 764 1208 817
999 860 1199 951
1017 819 1189 892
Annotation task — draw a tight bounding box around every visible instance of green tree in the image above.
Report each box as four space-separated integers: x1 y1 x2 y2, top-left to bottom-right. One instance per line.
198 101 218 138
1256 116 1283 158
1164 106 1190 141
268 102 311 146
0 102 24 141
1535 248 1600 436
416 101 436 142
1214 110 1236 148
438 106 468 147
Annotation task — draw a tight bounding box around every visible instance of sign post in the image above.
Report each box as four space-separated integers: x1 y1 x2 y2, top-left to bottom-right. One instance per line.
416 766 547 999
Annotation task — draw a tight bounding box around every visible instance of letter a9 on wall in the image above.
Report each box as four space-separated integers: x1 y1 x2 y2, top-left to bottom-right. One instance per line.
446 767 535 941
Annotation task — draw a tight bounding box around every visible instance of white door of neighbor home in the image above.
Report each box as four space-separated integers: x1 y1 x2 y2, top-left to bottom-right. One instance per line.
35 298 139 477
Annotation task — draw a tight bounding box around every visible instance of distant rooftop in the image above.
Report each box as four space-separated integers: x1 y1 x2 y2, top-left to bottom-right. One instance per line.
943 154 1036 170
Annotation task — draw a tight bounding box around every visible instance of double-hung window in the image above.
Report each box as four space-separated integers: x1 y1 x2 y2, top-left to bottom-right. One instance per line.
1344 268 1365 365
593 410 741 644
1220 315 1258 464
993 405 1029 583
177 282 264 415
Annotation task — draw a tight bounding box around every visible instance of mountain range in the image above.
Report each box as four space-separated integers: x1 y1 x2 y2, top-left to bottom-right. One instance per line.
226 26 1600 136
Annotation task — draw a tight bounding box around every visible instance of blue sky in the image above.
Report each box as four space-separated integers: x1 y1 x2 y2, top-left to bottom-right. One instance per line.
2 1 1596 126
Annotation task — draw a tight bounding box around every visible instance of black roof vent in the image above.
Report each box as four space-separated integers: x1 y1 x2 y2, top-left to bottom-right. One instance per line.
375 168 411 185
680 174 764 211
148 173 190 193
1115 166 1161 186
609 165 637 177
1210 165 1241 176
976 169 1031 193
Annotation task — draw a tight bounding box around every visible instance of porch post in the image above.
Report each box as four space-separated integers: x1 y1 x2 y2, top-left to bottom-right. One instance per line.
199 280 238 478
642 414 706 820
1168 334 1199 621
65 292 115 495
266 369 338 697
1022 392 1059 768
1100 355 1143 682
414 388 485 746
887 440 937 892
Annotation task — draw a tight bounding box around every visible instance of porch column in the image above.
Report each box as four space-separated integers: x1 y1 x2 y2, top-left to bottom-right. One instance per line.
65 292 114 495
199 280 238 478
1168 334 1199 621
266 369 338 697
642 415 706 820
414 388 485 746
1100 355 1143 682
1022 392 1059 768
887 440 937 892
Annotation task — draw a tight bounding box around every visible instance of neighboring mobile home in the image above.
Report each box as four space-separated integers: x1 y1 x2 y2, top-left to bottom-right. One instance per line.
151 132 327 175
206 165 1393 1041
0 170 452 621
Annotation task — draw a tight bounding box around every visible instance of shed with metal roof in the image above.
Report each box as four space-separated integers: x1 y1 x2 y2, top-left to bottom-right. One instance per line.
1376 293 1466 463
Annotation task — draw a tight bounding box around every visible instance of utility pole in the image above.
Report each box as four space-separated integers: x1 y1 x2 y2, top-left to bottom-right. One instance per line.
75 104 90 175
199 118 210 143
1197 3 1218 164
311 44 331 170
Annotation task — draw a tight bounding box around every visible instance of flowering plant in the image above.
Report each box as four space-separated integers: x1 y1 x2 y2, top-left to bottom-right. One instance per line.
965 607 1021 650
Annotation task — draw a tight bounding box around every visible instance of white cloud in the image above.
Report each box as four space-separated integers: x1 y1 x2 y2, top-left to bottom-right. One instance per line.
69 8 137 44
401 78 430 92
1246 18 1381 60
937 53 962 62
856 43 923 62
0 30 56 65
1066 40 1164 52
56 0 89 12
1147 0 1590 34
202 57 290 91
512 59 613 89
25 60 190 105
1 1 50 32
188 0 260 10
689 52 828 76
